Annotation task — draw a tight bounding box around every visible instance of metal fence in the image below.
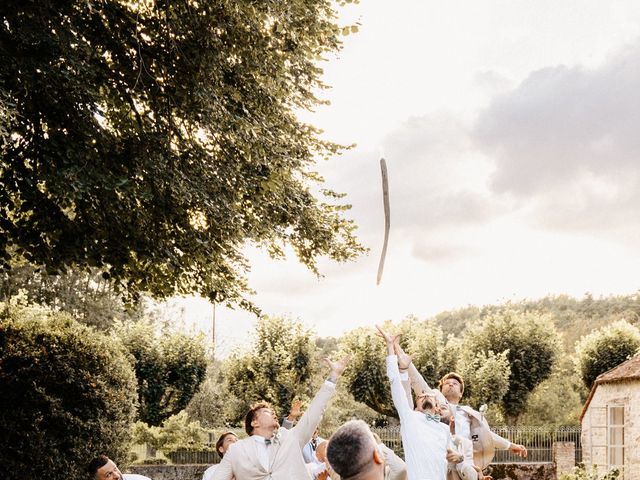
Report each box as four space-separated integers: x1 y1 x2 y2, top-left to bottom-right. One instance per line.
132 425 581 465
491 426 582 464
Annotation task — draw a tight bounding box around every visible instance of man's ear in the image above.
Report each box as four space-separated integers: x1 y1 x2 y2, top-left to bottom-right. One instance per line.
373 447 384 465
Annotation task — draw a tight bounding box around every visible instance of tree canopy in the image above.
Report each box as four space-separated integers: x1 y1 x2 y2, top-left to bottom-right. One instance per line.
0 0 363 309
224 315 318 422
574 319 640 389
462 310 561 422
116 320 207 426
339 319 458 419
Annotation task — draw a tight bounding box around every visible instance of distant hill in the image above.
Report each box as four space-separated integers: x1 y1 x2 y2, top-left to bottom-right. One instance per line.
431 292 640 354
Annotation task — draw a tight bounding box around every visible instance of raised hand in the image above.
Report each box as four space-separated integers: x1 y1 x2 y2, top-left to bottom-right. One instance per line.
375 324 400 344
287 398 303 420
324 354 350 382
393 337 412 370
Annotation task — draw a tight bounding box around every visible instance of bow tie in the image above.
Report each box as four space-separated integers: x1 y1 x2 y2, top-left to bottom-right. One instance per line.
265 438 272 446
424 412 441 422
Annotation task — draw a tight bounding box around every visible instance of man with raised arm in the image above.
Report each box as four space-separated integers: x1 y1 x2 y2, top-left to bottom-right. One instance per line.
212 356 349 480
393 340 527 473
377 325 456 480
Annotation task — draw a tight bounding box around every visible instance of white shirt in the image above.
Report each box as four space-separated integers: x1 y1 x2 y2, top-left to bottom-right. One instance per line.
449 404 472 440
387 355 451 480
302 436 325 464
251 434 272 471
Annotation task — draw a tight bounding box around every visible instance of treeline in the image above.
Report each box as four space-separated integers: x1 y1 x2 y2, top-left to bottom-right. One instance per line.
187 292 640 435
433 292 640 351
3 266 640 471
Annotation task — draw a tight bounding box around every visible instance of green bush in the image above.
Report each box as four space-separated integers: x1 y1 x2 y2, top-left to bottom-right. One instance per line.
0 304 138 480
559 465 620 480
575 320 640 388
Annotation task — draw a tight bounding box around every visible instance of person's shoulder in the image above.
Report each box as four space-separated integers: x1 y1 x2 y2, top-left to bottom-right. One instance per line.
202 464 217 480
122 475 152 480
224 437 248 456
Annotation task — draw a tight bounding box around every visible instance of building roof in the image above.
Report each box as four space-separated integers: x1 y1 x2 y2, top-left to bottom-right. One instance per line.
580 354 640 421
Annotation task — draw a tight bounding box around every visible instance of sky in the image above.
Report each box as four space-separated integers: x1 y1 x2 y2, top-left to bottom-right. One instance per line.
169 1 640 355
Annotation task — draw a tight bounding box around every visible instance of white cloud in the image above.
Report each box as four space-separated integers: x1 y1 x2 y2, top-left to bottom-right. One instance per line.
474 43 640 234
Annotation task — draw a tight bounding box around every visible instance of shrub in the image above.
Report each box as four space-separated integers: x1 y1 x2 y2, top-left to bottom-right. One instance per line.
575 320 640 388
0 304 138 479
559 465 620 480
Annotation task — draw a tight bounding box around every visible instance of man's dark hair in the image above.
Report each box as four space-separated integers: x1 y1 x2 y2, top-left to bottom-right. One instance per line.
86 455 109 478
244 401 272 435
215 432 237 458
327 420 376 480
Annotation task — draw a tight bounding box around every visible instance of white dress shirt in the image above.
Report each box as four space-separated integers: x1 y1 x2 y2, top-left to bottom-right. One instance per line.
387 355 451 480
251 434 273 471
448 402 511 450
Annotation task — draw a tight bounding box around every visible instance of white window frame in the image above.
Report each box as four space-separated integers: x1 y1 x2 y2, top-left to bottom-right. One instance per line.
607 404 625 475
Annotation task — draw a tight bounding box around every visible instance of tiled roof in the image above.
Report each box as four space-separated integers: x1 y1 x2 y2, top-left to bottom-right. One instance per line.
580 354 640 421
594 354 640 383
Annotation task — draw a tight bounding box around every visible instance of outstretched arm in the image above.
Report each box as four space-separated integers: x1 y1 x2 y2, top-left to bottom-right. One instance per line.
292 355 349 447
376 325 412 420
395 339 447 406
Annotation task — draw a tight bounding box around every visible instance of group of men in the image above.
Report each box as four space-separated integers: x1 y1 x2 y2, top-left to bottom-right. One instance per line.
376 325 527 480
88 333 527 480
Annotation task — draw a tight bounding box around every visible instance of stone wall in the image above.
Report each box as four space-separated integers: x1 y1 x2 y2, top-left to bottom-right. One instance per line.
127 464 210 480
129 463 560 480
485 463 554 480
581 379 640 480
553 442 575 477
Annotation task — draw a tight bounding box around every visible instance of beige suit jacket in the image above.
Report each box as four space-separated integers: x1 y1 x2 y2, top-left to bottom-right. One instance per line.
212 381 336 480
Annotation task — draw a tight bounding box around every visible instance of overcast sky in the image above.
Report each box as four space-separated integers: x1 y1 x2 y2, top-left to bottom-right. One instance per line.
172 1 640 354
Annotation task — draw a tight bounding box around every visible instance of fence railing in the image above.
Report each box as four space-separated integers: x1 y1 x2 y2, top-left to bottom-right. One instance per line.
491 426 581 464
132 425 581 465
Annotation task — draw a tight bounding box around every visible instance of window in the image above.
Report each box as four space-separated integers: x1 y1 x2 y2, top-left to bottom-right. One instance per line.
607 405 624 473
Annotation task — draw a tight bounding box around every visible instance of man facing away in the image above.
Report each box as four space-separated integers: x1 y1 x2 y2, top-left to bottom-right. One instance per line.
212 355 349 480
326 420 385 480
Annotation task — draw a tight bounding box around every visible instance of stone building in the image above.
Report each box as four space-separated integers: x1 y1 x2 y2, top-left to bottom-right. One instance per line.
580 354 640 479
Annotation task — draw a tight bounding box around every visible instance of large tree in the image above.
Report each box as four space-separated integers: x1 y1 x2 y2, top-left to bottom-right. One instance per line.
0 0 363 309
339 319 457 418
462 309 561 423
574 319 640 389
224 315 318 422
116 320 208 426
